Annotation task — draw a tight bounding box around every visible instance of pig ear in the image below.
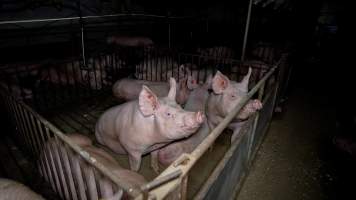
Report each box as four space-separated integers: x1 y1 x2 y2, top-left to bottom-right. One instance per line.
139 85 160 116
238 67 252 93
212 71 230 94
167 77 177 101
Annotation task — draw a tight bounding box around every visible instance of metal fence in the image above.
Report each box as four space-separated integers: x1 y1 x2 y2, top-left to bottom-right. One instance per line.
0 47 287 199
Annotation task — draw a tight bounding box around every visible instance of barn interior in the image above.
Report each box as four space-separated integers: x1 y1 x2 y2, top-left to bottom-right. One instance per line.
0 0 355 199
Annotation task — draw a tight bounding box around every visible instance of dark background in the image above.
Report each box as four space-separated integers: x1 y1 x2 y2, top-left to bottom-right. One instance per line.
1 0 355 199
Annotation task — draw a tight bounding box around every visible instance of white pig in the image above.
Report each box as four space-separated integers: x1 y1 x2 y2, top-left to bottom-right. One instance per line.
135 57 184 81
157 76 212 166
207 68 263 143
95 78 204 172
112 74 197 105
38 58 107 90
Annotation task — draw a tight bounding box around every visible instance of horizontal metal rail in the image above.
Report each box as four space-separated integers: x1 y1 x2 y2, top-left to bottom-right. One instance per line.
0 13 193 25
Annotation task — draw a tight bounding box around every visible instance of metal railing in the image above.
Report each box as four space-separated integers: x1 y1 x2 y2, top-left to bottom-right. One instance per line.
0 49 287 199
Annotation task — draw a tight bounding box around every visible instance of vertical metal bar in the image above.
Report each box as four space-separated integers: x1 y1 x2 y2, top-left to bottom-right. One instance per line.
29 114 50 181
8 101 26 142
53 137 71 200
68 148 88 200
16 104 36 156
37 121 57 196
247 81 265 162
79 163 93 200
241 0 253 62
44 128 65 198
180 175 188 200
23 109 40 155
59 143 79 200
71 61 79 99
168 23 171 49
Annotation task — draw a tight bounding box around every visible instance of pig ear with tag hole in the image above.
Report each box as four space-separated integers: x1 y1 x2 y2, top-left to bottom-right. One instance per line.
139 85 160 116
167 77 177 101
212 71 230 94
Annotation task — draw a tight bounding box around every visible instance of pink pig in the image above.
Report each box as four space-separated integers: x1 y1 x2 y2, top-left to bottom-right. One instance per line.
207 68 263 143
157 76 212 166
95 78 204 172
112 75 196 105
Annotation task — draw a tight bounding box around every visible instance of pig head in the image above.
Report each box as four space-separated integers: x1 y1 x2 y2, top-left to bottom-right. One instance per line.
207 68 262 143
157 76 212 166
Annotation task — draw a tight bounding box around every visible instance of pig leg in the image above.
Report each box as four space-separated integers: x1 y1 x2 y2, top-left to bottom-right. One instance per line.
128 152 142 171
150 150 160 174
237 99 263 120
230 122 245 144
96 135 126 154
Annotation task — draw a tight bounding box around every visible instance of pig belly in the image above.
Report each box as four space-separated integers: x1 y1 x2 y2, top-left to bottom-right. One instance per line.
95 126 127 155
95 106 128 154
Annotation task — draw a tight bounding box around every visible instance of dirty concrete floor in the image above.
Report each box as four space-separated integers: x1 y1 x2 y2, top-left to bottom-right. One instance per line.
237 67 356 200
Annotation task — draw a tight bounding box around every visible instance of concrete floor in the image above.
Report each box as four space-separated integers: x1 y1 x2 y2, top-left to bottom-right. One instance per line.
237 67 356 200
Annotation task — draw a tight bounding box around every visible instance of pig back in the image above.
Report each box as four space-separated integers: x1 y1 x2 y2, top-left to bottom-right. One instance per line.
112 78 170 101
95 101 151 154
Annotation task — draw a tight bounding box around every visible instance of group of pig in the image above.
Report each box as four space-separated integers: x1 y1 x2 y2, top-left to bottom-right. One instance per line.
38 63 262 199
97 63 263 173
0 57 111 101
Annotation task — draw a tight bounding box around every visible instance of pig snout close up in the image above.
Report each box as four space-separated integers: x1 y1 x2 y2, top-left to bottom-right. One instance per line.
95 77 204 173
207 68 263 143
182 111 204 132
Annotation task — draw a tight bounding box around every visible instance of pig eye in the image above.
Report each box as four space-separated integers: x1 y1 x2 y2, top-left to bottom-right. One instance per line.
166 112 173 117
231 95 236 98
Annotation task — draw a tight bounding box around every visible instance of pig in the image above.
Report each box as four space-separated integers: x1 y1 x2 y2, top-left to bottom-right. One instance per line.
112 74 197 105
0 81 33 101
38 58 107 90
207 68 263 143
107 35 154 47
135 57 183 81
95 78 204 173
157 76 212 166
0 63 44 100
39 133 146 200
197 46 236 62
0 178 45 200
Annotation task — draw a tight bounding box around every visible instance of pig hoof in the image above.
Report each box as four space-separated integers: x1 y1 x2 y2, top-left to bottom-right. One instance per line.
252 99 263 110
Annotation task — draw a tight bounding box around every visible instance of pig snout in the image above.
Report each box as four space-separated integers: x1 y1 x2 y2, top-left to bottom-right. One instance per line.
183 111 204 128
